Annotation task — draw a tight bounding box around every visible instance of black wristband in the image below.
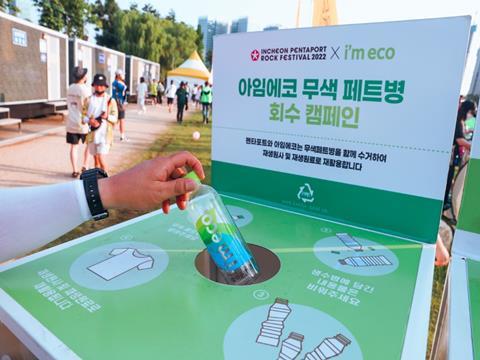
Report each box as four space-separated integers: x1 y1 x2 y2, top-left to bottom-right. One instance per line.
80 168 109 221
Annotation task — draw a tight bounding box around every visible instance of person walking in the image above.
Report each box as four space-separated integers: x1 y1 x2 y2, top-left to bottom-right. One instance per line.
165 80 177 113
192 84 199 109
137 77 148 114
83 74 118 173
200 81 213 124
184 82 190 111
197 84 203 109
157 80 165 105
176 82 187 123
66 66 91 178
443 100 477 209
112 69 128 141
149 79 158 105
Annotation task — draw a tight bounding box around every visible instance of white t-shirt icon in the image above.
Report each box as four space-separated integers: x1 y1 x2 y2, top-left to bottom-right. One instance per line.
88 248 154 281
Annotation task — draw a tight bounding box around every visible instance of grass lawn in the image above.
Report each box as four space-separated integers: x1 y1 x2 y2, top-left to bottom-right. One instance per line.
37 109 445 357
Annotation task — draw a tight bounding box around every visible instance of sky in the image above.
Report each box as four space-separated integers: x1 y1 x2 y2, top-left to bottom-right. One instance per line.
116 0 480 30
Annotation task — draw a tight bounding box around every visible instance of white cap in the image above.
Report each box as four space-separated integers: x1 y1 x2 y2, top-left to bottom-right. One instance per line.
115 69 124 77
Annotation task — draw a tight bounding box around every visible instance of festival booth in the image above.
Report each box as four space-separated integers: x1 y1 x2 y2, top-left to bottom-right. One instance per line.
167 51 211 87
448 123 480 359
69 38 126 93
0 17 471 359
125 55 161 100
0 12 69 118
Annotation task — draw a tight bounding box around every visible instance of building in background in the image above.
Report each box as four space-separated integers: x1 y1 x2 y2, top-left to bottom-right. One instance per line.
213 20 228 37
6 0 97 41
461 18 480 95
263 25 280 31
231 17 248 33
198 16 245 67
469 48 480 95
198 16 209 60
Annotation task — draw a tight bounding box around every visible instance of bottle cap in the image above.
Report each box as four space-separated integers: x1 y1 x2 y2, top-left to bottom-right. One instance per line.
185 171 202 185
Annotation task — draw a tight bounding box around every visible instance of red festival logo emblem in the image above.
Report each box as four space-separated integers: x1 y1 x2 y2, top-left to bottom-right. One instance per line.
250 49 260 62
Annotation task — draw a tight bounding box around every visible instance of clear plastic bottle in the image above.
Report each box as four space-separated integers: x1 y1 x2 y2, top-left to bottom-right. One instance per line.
185 172 259 285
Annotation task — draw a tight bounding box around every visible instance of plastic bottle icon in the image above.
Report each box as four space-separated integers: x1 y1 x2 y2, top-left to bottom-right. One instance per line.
278 332 304 360
257 298 292 347
336 233 363 252
338 255 392 267
304 334 351 360
185 172 259 285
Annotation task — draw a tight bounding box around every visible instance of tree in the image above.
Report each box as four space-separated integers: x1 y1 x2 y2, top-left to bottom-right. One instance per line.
165 9 175 22
195 24 204 60
33 0 64 32
0 0 18 13
94 0 121 48
63 0 96 38
206 50 213 70
33 0 94 38
142 3 160 18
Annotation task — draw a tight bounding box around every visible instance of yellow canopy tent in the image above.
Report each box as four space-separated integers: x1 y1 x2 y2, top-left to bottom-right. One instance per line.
167 51 211 86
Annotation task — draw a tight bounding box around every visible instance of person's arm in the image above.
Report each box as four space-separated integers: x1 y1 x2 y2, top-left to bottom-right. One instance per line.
456 137 471 151
0 181 91 263
108 98 118 124
0 152 204 263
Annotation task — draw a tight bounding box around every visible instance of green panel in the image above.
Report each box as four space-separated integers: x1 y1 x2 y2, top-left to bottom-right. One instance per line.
0 198 423 359
213 161 441 243
458 159 480 234
468 259 480 360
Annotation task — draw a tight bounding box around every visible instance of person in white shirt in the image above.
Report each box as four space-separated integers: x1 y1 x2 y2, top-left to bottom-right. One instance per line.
66 67 91 178
0 151 205 263
165 80 177 113
136 77 148 114
83 74 118 173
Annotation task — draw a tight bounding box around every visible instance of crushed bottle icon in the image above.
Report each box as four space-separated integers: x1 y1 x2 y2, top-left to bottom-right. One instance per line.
256 298 292 347
338 255 392 267
304 333 351 360
336 233 363 252
278 332 304 360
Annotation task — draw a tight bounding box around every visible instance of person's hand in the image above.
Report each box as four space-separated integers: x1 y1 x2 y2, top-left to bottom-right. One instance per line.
435 235 450 267
98 151 204 213
89 118 100 128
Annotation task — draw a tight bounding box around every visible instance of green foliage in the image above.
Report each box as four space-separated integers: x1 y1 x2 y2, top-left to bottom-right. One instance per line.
108 5 198 80
33 0 94 38
33 0 64 31
94 0 121 48
0 0 18 13
195 25 204 60
142 3 160 18
33 0 204 79
206 49 213 70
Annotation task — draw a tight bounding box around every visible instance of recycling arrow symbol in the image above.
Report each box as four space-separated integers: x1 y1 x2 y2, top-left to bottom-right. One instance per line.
297 183 314 203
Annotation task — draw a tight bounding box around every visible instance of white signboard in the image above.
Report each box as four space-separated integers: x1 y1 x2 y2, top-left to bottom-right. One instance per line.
213 17 470 200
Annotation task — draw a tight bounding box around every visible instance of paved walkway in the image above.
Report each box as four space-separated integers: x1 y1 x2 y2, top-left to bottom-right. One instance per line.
0 104 179 187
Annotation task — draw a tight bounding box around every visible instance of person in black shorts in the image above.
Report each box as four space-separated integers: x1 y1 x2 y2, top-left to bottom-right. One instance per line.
112 69 128 141
66 67 91 177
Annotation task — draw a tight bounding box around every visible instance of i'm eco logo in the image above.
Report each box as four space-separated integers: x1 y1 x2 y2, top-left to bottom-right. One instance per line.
297 183 314 203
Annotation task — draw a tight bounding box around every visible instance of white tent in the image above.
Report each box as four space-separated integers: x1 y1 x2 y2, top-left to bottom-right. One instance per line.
167 51 211 87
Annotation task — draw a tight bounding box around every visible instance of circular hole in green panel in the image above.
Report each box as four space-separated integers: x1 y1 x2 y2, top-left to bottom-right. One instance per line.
194 244 281 286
